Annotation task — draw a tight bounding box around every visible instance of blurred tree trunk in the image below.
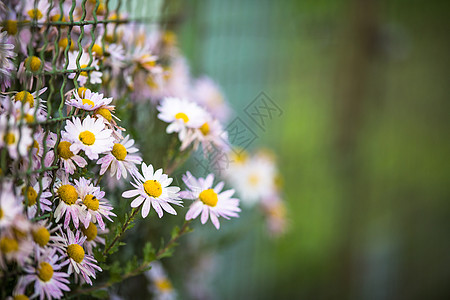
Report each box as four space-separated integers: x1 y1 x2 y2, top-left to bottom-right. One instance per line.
333 0 381 298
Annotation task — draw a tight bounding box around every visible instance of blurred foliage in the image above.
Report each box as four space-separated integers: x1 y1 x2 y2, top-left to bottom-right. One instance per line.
173 0 450 299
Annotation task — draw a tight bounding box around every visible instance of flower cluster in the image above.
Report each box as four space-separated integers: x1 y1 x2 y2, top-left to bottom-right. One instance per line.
0 1 283 298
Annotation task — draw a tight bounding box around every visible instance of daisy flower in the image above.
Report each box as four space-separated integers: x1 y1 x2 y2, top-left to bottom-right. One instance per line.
145 261 176 300
97 134 142 180
180 172 241 229
225 151 277 206
67 51 102 85
23 0 50 21
66 88 113 111
56 139 88 174
0 30 16 91
75 177 116 230
30 129 57 169
191 76 231 122
19 176 52 218
0 181 22 229
122 163 182 218
19 248 70 300
181 117 230 153
80 222 107 255
30 221 65 251
157 97 208 140
59 229 101 285
0 115 33 160
11 87 48 111
62 115 114 160
53 177 84 229
0 231 33 270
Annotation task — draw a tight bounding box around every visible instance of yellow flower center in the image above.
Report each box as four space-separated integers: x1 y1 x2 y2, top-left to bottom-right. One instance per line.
199 189 218 207
28 9 43 20
58 38 75 50
67 244 85 263
57 141 74 159
80 64 89 77
57 184 78 205
175 112 189 123
92 44 103 57
78 87 87 97
13 295 29 300
83 194 99 211
15 91 35 107
163 30 177 46
112 143 127 161
96 2 106 15
96 108 112 121
79 131 95 145
145 75 158 89
37 262 53 282
81 222 98 241
32 226 50 247
38 262 53 282
0 237 19 254
25 56 41 72
143 180 162 198
50 14 67 22
31 139 39 153
22 186 38 206
82 98 95 107
249 174 259 186
200 122 210 135
155 278 173 292
140 54 156 68
4 20 18 35
4 132 16 145
24 113 35 123
0 208 3 219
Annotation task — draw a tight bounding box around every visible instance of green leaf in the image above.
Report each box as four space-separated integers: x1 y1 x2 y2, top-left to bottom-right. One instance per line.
143 242 156 263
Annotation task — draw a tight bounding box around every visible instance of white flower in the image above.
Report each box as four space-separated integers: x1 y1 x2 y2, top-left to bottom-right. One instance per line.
145 261 176 300
157 97 208 140
19 248 70 300
75 177 116 230
0 31 16 91
181 117 230 153
191 76 231 122
59 229 101 285
122 163 182 218
97 134 142 180
0 115 33 160
62 116 114 160
225 151 277 206
19 177 53 218
53 178 85 229
67 51 102 85
66 88 113 111
180 172 240 229
23 0 50 21
0 181 22 229
56 139 88 175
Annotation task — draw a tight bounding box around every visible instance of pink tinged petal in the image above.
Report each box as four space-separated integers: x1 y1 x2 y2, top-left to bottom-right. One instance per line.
159 201 177 215
122 189 140 198
201 208 209 224
210 213 221 229
142 199 151 218
152 200 163 218
96 214 105 230
130 196 144 208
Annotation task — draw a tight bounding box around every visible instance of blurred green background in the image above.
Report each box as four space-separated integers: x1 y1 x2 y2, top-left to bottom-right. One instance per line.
167 0 450 299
